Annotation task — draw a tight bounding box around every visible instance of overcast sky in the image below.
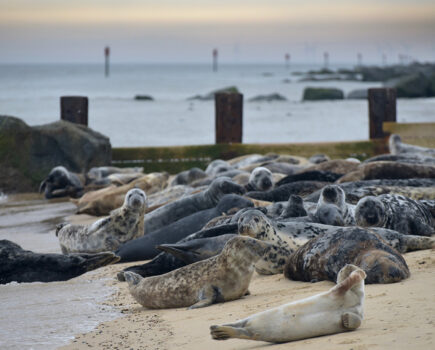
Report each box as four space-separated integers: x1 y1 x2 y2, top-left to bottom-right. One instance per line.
1 0 434 64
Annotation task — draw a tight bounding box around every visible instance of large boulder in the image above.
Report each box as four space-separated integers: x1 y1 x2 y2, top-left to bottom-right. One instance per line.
188 86 239 101
0 116 111 193
302 87 344 101
248 93 287 102
385 73 435 98
347 89 368 99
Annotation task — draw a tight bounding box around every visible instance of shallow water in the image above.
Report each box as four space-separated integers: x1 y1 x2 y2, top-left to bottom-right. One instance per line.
0 195 121 349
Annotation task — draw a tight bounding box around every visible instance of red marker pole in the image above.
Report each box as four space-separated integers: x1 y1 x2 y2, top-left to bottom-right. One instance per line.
105 46 110 77
213 49 218 72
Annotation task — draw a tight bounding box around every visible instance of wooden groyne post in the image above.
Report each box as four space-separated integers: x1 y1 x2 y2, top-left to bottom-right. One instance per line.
215 92 243 144
60 96 88 126
368 88 396 139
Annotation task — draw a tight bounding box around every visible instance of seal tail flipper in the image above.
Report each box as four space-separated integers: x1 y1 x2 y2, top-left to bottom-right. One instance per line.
210 325 252 340
124 271 143 286
401 235 434 252
156 244 200 264
333 269 366 296
75 252 120 272
342 312 362 330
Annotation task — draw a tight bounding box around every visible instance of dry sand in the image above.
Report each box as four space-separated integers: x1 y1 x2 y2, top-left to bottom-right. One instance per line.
59 248 434 350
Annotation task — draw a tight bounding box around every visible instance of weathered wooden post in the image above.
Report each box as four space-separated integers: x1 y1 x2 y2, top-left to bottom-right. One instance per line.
285 53 290 69
105 46 110 77
60 96 88 126
368 88 396 139
215 92 243 144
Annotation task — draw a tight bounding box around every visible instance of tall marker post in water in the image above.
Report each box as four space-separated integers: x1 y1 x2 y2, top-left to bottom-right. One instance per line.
213 48 218 72
285 53 290 69
323 51 329 69
105 46 110 77
357 52 362 67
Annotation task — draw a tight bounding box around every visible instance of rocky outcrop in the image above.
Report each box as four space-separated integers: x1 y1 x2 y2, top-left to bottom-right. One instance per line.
134 95 154 101
188 86 240 101
302 87 344 101
347 89 368 99
385 73 435 98
0 116 111 193
248 93 287 102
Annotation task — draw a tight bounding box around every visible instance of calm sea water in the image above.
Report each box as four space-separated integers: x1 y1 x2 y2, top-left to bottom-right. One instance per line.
1 63 434 147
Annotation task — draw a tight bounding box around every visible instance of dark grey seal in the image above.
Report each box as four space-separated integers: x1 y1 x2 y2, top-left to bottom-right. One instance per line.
39 166 84 199
246 181 327 202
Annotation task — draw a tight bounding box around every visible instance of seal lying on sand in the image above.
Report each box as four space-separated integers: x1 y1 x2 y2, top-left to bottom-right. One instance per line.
211 264 366 343
57 188 147 253
115 194 253 262
39 166 84 199
314 185 355 226
276 170 341 186
355 194 434 236
389 134 435 157
283 228 425 284
144 177 245 233
124 236 271 309
0 240 119 284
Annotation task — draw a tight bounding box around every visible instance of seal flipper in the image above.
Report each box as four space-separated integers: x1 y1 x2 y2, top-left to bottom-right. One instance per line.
210 320 252 340
156 242 202 264
342 312 362 330
189 285 223 309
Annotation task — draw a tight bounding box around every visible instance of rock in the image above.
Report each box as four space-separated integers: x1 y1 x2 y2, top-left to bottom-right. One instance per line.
347 89 368 99
385 73 434 98
187 86 240 101
134 95 154 101
0 116 111 193
248 93 287 102
302 87 344 101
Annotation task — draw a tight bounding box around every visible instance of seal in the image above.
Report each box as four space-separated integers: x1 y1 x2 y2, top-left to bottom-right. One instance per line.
389 134 435 157
278 194 307 219
363 153 435 165
115 194 253 262
245 167 273 192
283 227 421 284
144 177 245 233
314 185 355 226
303 159 359 175
246 180 327 202
337 161 435 183
39 166 84 199
210 264 366 343
305 178 435 204
117 223 239 281
57 188 147 253
75 172 168 216
123 236 271 309
205 159 233 176
355 194 434 236
0 239 119 284
276 170 341 186
170 167 207 186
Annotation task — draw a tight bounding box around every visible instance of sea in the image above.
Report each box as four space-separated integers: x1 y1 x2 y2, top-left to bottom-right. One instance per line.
1 63 434 147
0 63 434 349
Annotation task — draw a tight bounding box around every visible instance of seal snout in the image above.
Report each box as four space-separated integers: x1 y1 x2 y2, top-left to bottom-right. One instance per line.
124 271 142 286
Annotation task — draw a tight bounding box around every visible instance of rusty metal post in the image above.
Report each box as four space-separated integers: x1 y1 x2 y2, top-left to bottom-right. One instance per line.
60 96 88 126
368 88 396 139
215 92 243 144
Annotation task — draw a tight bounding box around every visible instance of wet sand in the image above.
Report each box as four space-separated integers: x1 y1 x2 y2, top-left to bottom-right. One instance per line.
60 249 434 350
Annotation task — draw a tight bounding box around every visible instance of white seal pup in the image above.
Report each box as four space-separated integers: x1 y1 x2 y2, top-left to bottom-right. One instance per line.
123 236 271 309
355 194 434 236
57 188 147 253
211 264 366 343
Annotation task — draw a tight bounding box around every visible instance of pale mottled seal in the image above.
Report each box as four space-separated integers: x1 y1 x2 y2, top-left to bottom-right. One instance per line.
211 264 366 343
389 134 435 157
355 194 434 236
57 188 147 253
124 236 271 309
363 153 435 165
144 177 245 233
39 166 84 199
0 240 119 284
115 194 253 262
283 227 427 284
245 167 273 192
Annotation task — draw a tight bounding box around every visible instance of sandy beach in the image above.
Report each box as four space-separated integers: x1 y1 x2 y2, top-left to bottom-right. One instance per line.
59 245 434 350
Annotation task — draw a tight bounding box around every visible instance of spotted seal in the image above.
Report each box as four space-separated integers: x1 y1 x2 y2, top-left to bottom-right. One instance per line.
211 264 366 343
123 236 271 309
0 240 119 284
283 227 432 284
39 166 84 199
144 177 245 233
115 194 253 262
355 194 434 236
57 188 147 253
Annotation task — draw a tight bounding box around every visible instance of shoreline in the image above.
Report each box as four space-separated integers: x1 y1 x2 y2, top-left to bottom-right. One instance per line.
59 249 434 350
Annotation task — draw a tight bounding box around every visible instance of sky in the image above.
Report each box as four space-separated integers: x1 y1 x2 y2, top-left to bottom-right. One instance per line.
1 0 435 64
